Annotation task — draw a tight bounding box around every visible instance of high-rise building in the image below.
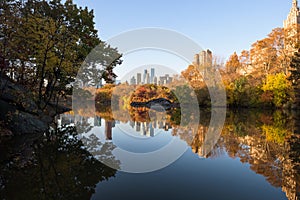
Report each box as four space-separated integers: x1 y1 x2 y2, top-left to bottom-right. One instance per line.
130 76 136 85
153 76 158 85
150 68 155 83
284 0 300 29
146 73 150 84
193 49 213 67
137 73 142 85
193 54 200 66
284 0 300 54
159 76 167 85
199 49 212 66
143 69 148 83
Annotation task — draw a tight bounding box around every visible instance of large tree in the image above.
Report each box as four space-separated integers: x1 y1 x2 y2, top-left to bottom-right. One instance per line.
0 0 122 108
225 52 241 74
289 49 300 108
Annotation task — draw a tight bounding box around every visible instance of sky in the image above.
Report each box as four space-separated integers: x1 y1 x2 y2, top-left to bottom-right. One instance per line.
72 0 292 80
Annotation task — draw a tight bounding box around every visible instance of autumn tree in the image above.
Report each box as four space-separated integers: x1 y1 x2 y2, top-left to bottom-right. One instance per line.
249 28 290 80
262 73 292 107
181 65 205 88
250 38 277 78
239 50 251 75
225 52 241 74
268 28 290 74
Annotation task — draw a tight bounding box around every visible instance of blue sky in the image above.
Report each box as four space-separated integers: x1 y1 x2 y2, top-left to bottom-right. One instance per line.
73 0 291 59
73 0 292 79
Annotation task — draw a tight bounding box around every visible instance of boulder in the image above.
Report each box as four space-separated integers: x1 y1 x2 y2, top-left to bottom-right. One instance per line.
130 98 173 110
0 75 70 136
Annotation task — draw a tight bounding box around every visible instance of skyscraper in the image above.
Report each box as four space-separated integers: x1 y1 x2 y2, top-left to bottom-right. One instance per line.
284 0 300 54
193 49 213 67
130 76 136 85
153 76 158 85
284 0 300 29
137 73 142 85
193 54 200 66
199 49 212 66
143 69 147 83
150 68 155 83
146 73 150 84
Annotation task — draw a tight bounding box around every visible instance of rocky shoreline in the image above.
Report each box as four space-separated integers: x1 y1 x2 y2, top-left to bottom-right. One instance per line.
0 75 71 137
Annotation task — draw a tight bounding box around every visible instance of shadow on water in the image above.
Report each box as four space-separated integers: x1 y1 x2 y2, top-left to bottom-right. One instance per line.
0 126 118 200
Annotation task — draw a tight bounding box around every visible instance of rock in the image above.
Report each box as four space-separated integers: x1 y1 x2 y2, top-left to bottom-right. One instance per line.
0 75 70 136
130 98 173 110
0 75 39 114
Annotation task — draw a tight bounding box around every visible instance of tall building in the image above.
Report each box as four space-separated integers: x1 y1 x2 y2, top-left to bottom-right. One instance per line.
150 68 155 83
193 49 213 67
130 76 136 85
284 0 300 54
199 49 212 66
137 73 142 85
153 76 158 85
143 69 148 83
146 73 150 84
193 54 200 66
284 0 300 29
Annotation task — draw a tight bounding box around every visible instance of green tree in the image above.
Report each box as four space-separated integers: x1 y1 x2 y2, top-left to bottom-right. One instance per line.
0 0 122 109
289 49 300 108
289 50 300 86
262 73 292 107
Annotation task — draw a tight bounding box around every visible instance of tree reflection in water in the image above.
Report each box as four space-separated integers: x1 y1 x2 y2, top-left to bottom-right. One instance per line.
212 110 300 200
10 107 299 200
0 126 118 200
91 107 300 200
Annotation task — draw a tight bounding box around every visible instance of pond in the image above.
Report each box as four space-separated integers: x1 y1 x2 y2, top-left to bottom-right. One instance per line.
0 108 299 200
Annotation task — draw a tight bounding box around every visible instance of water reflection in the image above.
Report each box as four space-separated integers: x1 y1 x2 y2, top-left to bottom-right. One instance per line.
0 126 118 200
60 107 300 200
1 108 299 199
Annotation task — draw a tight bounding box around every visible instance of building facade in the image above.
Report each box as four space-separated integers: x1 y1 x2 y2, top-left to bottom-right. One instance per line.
193 49 213 67
284 0 300 29
284 0 300 54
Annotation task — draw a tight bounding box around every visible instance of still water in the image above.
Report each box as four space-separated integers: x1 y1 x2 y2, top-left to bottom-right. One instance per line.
0 108 299 200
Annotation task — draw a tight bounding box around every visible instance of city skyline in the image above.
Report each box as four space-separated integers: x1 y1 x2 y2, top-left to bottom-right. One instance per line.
72 0 294 81
129 67 173 85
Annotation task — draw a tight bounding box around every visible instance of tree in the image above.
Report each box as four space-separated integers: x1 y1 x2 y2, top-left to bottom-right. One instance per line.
0 0 122 109
250 38 277 78
249 28 289 79
268 28 290 74
225 52 241 74
181 65 204 88
289 50 300 86
289 49 300 108
239 50 251 75
262 73 292 107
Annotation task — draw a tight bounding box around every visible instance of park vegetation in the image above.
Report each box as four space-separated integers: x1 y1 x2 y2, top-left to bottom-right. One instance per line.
0 0 122 110
94 26 300 110
181 26 300 109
